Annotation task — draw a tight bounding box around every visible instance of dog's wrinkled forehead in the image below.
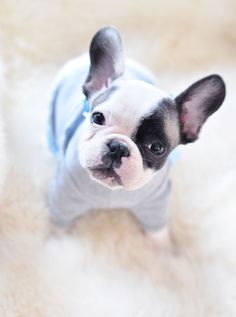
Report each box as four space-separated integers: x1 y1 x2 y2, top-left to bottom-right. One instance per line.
91 79 171 133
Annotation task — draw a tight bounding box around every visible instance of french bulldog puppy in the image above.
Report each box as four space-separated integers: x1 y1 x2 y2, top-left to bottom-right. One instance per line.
48 26 225 246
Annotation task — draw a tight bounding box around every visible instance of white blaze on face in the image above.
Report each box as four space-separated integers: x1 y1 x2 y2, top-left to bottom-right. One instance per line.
100 80 169 134
78 80 170 189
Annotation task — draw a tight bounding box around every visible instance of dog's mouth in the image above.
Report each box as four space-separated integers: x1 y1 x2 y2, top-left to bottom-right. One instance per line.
88 164 122 187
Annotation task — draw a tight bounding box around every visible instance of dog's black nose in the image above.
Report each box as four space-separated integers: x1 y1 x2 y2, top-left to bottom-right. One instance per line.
107 140 130 162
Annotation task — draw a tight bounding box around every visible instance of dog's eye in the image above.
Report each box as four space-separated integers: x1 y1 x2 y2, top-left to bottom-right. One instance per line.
148 142 165 155
91 112 105 125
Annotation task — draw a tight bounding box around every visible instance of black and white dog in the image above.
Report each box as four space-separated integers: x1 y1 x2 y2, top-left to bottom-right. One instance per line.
48 26 225 245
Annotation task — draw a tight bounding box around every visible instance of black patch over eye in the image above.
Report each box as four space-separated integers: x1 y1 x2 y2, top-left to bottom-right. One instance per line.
132 98 176 170
91 112 105 125
148 142 166 155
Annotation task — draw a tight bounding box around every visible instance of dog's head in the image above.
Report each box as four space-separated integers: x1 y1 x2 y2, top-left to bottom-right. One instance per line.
78 26 226 190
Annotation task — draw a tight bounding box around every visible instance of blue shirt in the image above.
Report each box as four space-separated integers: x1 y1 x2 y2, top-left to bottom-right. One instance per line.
48 56 175 231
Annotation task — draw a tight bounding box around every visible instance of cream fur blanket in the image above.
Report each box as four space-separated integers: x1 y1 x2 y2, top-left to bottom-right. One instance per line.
0 1 236 316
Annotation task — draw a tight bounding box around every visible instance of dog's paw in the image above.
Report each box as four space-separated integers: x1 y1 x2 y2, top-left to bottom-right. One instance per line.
146 227 177 254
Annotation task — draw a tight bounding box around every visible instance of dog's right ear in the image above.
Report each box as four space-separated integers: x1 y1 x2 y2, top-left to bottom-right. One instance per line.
83 26 124 98
175 74 226 144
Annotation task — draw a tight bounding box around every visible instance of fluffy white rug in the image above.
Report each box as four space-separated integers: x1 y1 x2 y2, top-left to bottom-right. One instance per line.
0 61 7 192
0 1 236 315
0 65 235 317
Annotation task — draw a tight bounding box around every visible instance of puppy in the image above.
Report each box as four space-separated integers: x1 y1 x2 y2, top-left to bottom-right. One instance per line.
48 26 225 245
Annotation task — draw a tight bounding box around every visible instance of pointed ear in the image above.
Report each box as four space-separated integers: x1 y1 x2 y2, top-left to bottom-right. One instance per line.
83 26 124 98
175 74 226 144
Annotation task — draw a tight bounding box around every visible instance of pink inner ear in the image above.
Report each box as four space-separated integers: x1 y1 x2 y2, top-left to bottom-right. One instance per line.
180 102 204 138
179 113 187 124
94 69 111 91
86 76 110 95
177 75 225 143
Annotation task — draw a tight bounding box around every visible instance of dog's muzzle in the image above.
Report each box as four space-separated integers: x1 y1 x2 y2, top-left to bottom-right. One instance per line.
88 139 130 187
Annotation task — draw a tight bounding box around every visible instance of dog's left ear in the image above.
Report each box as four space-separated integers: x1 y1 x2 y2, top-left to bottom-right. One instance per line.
83 26 124 98
175 74 226 144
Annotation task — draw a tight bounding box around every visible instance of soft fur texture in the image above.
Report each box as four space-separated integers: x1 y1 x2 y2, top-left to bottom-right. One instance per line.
0 116 6 193
0 60 7 192
0 1 236 316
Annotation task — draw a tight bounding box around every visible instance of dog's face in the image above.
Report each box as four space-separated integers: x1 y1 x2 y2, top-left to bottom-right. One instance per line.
78 27 226 190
